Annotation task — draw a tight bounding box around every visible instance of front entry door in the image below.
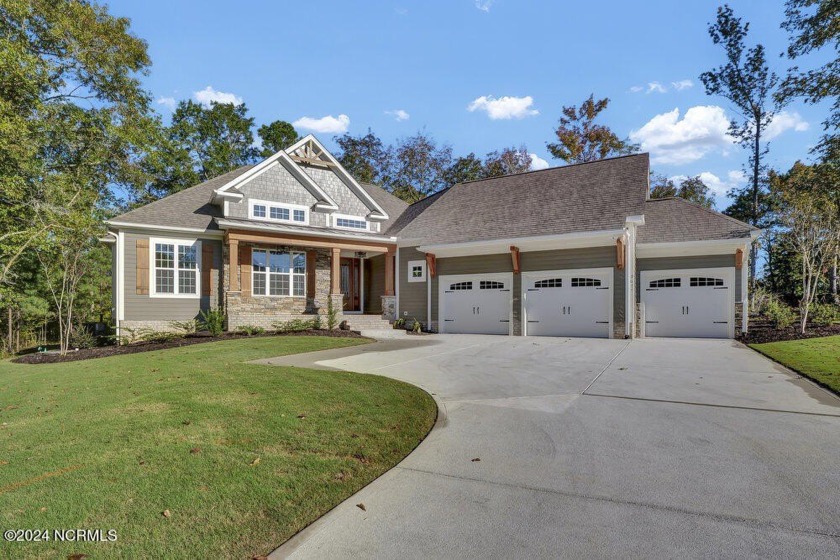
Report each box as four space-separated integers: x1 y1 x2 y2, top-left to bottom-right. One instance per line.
340 258 361 311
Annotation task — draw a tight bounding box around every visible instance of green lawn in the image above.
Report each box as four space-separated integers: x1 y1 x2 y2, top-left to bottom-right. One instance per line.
0 336 437 559
750 335 840 394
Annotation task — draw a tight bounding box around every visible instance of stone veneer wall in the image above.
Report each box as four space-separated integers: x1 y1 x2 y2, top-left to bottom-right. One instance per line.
223 244 332 330
734 302 744 337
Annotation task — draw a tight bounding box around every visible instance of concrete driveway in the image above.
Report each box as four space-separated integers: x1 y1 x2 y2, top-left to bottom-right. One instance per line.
266 336 840 559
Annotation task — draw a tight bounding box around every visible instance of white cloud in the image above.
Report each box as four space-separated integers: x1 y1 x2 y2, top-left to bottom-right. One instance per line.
156 96 176 111
629 85 644 93
386 109 410 122
647 82 667 94
475 0 494 12
529 153 549 171
765 110 809 140
292 114 350 134
193 86 243 107
467 95 538 120
671 79 694 91
630 105 734 165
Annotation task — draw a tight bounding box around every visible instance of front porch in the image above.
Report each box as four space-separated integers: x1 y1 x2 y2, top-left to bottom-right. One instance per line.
221 229 396 331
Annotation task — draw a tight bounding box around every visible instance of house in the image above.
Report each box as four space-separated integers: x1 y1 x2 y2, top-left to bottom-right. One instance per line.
105 134 758 339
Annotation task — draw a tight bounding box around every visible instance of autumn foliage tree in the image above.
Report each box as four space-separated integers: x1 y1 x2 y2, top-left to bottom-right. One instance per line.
546 94 638 163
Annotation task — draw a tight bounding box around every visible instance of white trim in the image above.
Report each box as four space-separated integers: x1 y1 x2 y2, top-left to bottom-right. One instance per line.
116 230 125 327
333 213 370 231
520 267 614 339
625 230 633 339
105 221 224 237
215 218 396 244
360 256 365 313
438 272 514 335
149 237 202 299
426 269 431 329
640 267 736 339
285 135 389 220
395 247 401 319
407 260 426 283
742 243 749 333
636 238 752 258
625 215 645 226
248 198 310 225
413 229 626 257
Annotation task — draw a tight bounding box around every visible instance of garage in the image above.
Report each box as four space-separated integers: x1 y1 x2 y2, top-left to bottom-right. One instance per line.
641 268 734 338
522 268 612 338
439 273 512 334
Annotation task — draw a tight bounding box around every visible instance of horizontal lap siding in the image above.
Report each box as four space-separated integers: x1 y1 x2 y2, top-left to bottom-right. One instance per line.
398 247 429 324
124 232 221 321
364 254 386 314
637 254 740 301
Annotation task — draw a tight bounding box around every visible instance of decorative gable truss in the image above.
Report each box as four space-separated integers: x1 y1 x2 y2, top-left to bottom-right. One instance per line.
211 134 389 224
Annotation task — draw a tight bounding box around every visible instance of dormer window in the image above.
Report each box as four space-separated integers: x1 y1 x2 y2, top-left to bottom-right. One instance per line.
334 214 369 231
249 199 308 225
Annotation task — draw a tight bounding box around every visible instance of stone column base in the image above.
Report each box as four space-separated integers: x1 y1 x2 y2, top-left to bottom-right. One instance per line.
328 294 344 329
381 295 396 321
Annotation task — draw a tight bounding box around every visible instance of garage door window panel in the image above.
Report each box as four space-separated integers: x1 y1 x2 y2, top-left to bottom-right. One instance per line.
480 280 505 290
534 278 562 288
448 281 473 291
571 277 601 287
690 277 724 287
650 278 681 288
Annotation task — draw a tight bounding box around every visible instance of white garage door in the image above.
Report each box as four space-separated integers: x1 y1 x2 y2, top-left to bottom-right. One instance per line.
439 273 512 335
523 268 612 338
641 268 734 338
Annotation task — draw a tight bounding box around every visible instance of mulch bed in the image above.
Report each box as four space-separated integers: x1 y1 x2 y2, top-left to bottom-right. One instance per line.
13 329 365 365
738 323 840 345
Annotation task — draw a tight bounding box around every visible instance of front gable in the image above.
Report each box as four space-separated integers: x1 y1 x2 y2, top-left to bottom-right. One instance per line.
213 135 389 232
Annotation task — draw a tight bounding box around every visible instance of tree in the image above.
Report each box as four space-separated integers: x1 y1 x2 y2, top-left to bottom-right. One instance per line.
779 0 839 159
168 100 259 184
650 174 716 208
257 120 299 157
384 132 453 203
700 5 785 288
445 153 485 185
772 161 840 332
547 94 638 163
334 129 391 184
483 147 532 178
0 0 153 290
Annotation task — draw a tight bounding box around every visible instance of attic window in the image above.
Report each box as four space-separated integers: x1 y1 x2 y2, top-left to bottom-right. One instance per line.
334 214 368 230
249 199 308 225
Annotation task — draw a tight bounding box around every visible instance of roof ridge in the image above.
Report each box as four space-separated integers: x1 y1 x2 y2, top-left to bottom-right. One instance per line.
453 152 650 188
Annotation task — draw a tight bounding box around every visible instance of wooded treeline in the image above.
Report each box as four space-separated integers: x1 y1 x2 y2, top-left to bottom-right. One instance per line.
0 1 836 353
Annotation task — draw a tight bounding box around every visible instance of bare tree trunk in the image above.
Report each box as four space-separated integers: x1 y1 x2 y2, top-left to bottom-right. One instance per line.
832 256 838 304
6 307 12 355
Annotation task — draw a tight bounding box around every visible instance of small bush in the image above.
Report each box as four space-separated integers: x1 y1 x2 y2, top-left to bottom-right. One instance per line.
143 330 181 343
170 319 198 334
810 303 839 327
237 325 265 336
393 317 406 329
70 327 97 349
273 318 317 333
326 297 339 330
765 299 797 329
410 317 422 333
199 308 226 336
311 314 322 330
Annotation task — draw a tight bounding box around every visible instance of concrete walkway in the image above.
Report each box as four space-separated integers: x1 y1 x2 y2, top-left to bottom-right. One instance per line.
264 336 840 559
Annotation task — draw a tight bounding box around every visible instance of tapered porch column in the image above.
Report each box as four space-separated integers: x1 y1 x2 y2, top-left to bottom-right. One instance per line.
330 247 341 295
229 239 240 292
384 248 395 296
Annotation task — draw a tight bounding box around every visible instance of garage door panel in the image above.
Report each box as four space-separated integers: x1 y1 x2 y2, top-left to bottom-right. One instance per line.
440 274 511 335
641 269 733 339
523 269 611 338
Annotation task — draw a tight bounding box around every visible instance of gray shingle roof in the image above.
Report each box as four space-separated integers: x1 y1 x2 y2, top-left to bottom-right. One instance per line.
109 166 254 231
394 154 651 245
637 198 756 243
358 182 408 231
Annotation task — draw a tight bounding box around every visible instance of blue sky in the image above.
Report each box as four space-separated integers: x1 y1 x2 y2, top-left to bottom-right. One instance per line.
110 0 832 207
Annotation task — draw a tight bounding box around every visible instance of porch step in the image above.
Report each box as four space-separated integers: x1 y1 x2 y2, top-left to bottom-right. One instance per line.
340 314 393 330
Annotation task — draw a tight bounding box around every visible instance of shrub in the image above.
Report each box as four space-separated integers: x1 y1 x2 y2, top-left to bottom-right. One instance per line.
170 319 198 334
765 299 796 329
70 326 97 349
143 330 181 343
237 325 265 336
273 318 317 333
311 314 322 330
810 303 839 327
326 297 339 330
410 317 422 333
393 317 406 329
199 308 226 336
